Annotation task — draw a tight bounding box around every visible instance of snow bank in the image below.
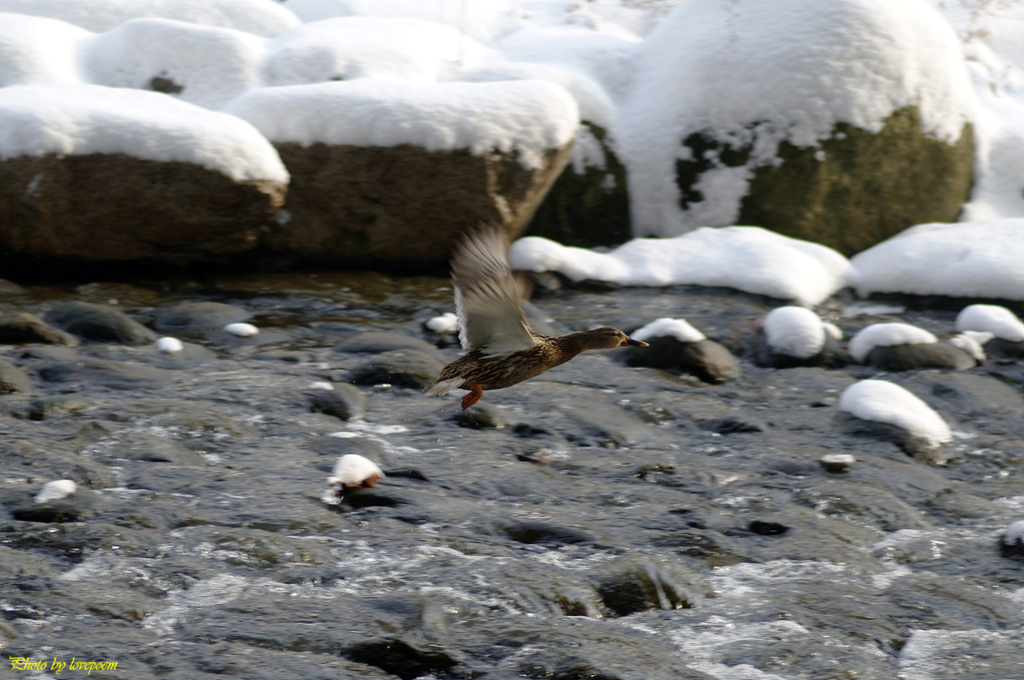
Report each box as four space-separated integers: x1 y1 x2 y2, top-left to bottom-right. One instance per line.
852 219 1024 300
84 19 265 110
0 0 300 37
0 84 289 183
848 323 937 364
284 0 511 45
622 0 975 235
0 13 91 87
763 307 827 359
631 318 705 344
264 17 493 87
838 380 952 447
509 227 853 306
926 1 1024 221
955 304 1024 342
225 79 578 170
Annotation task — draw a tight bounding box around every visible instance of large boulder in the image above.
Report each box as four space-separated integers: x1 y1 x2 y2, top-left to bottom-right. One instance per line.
226 79 577 271
622 0 976 256
0 84 288 272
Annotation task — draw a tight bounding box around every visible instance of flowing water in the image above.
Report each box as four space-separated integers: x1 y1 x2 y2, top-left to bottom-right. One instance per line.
1 272 1023 679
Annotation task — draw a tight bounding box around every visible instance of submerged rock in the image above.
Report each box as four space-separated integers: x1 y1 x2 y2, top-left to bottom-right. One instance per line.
43 302 157 343
153 301 252 330
347 349 444 390
0 311 79 346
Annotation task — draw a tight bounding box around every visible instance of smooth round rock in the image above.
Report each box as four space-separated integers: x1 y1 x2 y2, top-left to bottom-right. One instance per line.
43 301 157 343
0 358 32 394
347 350 444 390
0 311 79 346
307 383 368 421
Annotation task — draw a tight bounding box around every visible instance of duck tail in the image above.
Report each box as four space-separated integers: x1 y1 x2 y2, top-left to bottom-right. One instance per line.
424 377 464 397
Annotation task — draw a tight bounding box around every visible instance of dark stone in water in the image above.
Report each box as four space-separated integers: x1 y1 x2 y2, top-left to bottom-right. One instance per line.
0 311 79 346
307 383 368 420
450 401 510 429
596 557 704 616
348 639 459 680
834 411 950 465
561 400 652 447
624 336 741 384
865 342 976 371
347 349 444 390
698 417 764 435
335 331 445 360
755 333 848 368
497 520 599 547
986 337 1024 359
748 520 790 536
34 357 171 391
43 302 157 343
153 301 251 330
4 488 107 523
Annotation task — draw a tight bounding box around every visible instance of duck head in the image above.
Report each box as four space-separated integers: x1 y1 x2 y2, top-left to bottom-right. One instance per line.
578 327 650 350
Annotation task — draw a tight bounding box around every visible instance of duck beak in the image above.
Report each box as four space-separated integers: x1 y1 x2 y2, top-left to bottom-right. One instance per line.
622 337 649 347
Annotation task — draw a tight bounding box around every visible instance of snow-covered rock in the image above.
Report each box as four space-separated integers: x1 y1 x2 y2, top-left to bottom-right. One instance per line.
853 219 1024 300
621 318 739 384
621 0 975 254
84 18 266 110
226 79 577 269
838 379 952 460
34 479 77 504
263 17 493 87
848 323 938 364
510 227 852 307
847 322 974 371
0 13 91 87
0 0 300 37
755 306 846 368
327 453 384 488
0 84 287 266
955 304 1024 342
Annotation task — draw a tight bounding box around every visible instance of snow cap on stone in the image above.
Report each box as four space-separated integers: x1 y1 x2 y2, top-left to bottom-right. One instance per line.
955 304 1024 342
848 323 937 364
631 318 705 344
328 453 384 488
763 306 827 359
35 479 77 504
838 379 951 447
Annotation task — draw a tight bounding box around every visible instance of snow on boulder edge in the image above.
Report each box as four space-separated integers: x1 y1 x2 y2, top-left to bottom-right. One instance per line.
621 0 975 256
0 83 288 270
225 78 578 271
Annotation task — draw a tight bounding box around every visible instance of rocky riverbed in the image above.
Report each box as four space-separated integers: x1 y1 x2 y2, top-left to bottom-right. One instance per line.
1 272 1023 680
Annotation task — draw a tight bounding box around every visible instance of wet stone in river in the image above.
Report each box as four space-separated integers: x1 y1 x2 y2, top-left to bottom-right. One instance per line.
153 301 252 330
346 349 445 390
0 358 32 394
0 311 79 346
43 301 157 343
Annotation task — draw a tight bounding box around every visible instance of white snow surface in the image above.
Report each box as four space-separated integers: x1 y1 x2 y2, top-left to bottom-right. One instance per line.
838 380 952 447
622 0 976 236
224 322 259 337
509 227 852 307
84 19 266 110
848 323 938 364
631 318 704 344
0 13 91 87
1005 520 1024 546
155 337 184 355
225 79 578 170
263 17 494 87
955 304 1024 343
328 454 384 487
763 307 826 359
948 333 987 362
852 219 1024 300
0 0 300 37
35 479 78 504
0 84 289 183
425 312 459 334
284 0 512 45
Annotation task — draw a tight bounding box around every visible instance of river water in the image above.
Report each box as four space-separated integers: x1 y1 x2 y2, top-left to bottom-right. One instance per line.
1 271 1023 679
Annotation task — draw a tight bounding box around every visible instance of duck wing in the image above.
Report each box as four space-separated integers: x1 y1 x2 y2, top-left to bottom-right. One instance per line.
452 227 537 356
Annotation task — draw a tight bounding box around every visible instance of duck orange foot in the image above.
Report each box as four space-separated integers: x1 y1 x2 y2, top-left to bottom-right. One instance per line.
461 384 483 410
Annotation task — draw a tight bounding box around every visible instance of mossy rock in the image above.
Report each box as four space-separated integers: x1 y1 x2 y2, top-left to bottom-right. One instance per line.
675 107 973 256
528 122 631 248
